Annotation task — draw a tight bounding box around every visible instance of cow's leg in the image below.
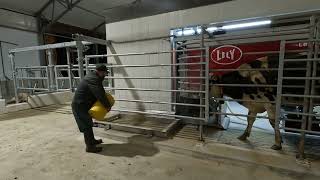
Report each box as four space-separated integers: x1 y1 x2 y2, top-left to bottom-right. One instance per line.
266 105 282 150
268 119 283 142
238 111 257 141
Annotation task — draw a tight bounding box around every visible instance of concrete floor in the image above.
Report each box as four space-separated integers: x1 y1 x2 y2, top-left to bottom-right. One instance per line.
0 108 319 180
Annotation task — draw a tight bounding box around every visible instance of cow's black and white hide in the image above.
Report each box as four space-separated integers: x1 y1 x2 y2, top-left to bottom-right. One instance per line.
210 55 311 150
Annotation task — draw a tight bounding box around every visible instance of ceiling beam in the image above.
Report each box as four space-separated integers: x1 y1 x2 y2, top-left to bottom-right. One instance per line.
42 0 83 32
91 21 106 32
66 0 72 8
46 22 103 38
35 0 55 17
0 8 34 17
56 0 68 8
75 5 105 18
50 0 83 24
56 0 73 8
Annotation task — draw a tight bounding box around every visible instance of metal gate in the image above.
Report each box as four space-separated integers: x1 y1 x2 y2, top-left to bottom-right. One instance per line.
172 13 320 158
276 16 320 158
8 34 109 99
86 49 209 140
15 66 50 93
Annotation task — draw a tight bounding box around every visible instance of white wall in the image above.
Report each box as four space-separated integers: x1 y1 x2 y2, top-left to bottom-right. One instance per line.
0 26 41 80
107 40 171 112
0 9 41 99
0 8 41 81
106 0 320 112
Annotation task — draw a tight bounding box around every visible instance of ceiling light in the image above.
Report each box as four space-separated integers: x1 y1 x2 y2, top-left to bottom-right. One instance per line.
206 26 218 32
183 29 195 36
222 20 271 30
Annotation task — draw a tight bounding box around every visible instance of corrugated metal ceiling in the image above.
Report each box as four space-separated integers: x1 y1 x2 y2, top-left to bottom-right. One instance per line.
0 0 231 32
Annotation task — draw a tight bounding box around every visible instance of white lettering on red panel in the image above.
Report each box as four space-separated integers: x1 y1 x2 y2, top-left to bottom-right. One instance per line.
211 45 243 65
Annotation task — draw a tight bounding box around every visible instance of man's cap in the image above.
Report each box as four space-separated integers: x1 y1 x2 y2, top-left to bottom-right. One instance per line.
95 64 109 72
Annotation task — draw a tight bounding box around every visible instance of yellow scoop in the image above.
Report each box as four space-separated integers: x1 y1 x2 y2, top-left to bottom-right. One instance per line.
89 93 115 121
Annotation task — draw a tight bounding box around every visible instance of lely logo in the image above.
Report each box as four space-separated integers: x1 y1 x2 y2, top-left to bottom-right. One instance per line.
211 45 243 65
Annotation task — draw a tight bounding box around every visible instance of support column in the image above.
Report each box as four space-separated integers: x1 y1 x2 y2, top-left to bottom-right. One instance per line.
9 53 18 103
76 40 84 79
66 48 73 91
46 49 55 91
0 81 2 99
85 56 89 74
0 42 3 99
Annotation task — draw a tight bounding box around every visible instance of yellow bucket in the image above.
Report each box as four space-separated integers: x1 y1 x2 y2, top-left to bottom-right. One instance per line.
88 93 115 121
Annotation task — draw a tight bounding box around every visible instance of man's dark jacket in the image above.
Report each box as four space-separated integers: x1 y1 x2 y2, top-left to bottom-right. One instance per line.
72 71 111 132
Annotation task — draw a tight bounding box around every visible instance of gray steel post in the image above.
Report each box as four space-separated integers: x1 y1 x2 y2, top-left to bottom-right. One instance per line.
199 25 205 141
66 48 73 91
76 40 84 79
0 81 2 99
199 121 203 141
171 39 177 113
0 42 2 99
85 56 89 74
9 53 18 103
54 66 59 90
46 66 50 90
95 44 99 63
26 68 32 93
308 21 320 131
298 16 316 159
46 49 55 91
205 47 210 122
275 40 286 148
20 68 25 90
199 26 204 118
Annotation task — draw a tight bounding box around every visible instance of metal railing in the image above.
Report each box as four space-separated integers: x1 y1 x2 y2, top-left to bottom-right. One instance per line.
15 66 50 93
85 47 209 140
276 18 320 158
173 14 320 159
8 34 110 102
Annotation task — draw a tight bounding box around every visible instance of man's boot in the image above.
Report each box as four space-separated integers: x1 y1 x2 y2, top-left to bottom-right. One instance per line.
83 130 102 153
87 127 103 145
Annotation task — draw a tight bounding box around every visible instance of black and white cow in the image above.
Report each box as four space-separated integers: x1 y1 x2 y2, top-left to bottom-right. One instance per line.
210 55 309 150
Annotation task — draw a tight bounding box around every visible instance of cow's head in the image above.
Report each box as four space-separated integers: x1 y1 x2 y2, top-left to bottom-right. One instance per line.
209 56 270 104
238 56 270 84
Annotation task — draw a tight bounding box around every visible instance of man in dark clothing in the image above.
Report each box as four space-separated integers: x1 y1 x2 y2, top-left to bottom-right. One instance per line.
72 64 111 153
